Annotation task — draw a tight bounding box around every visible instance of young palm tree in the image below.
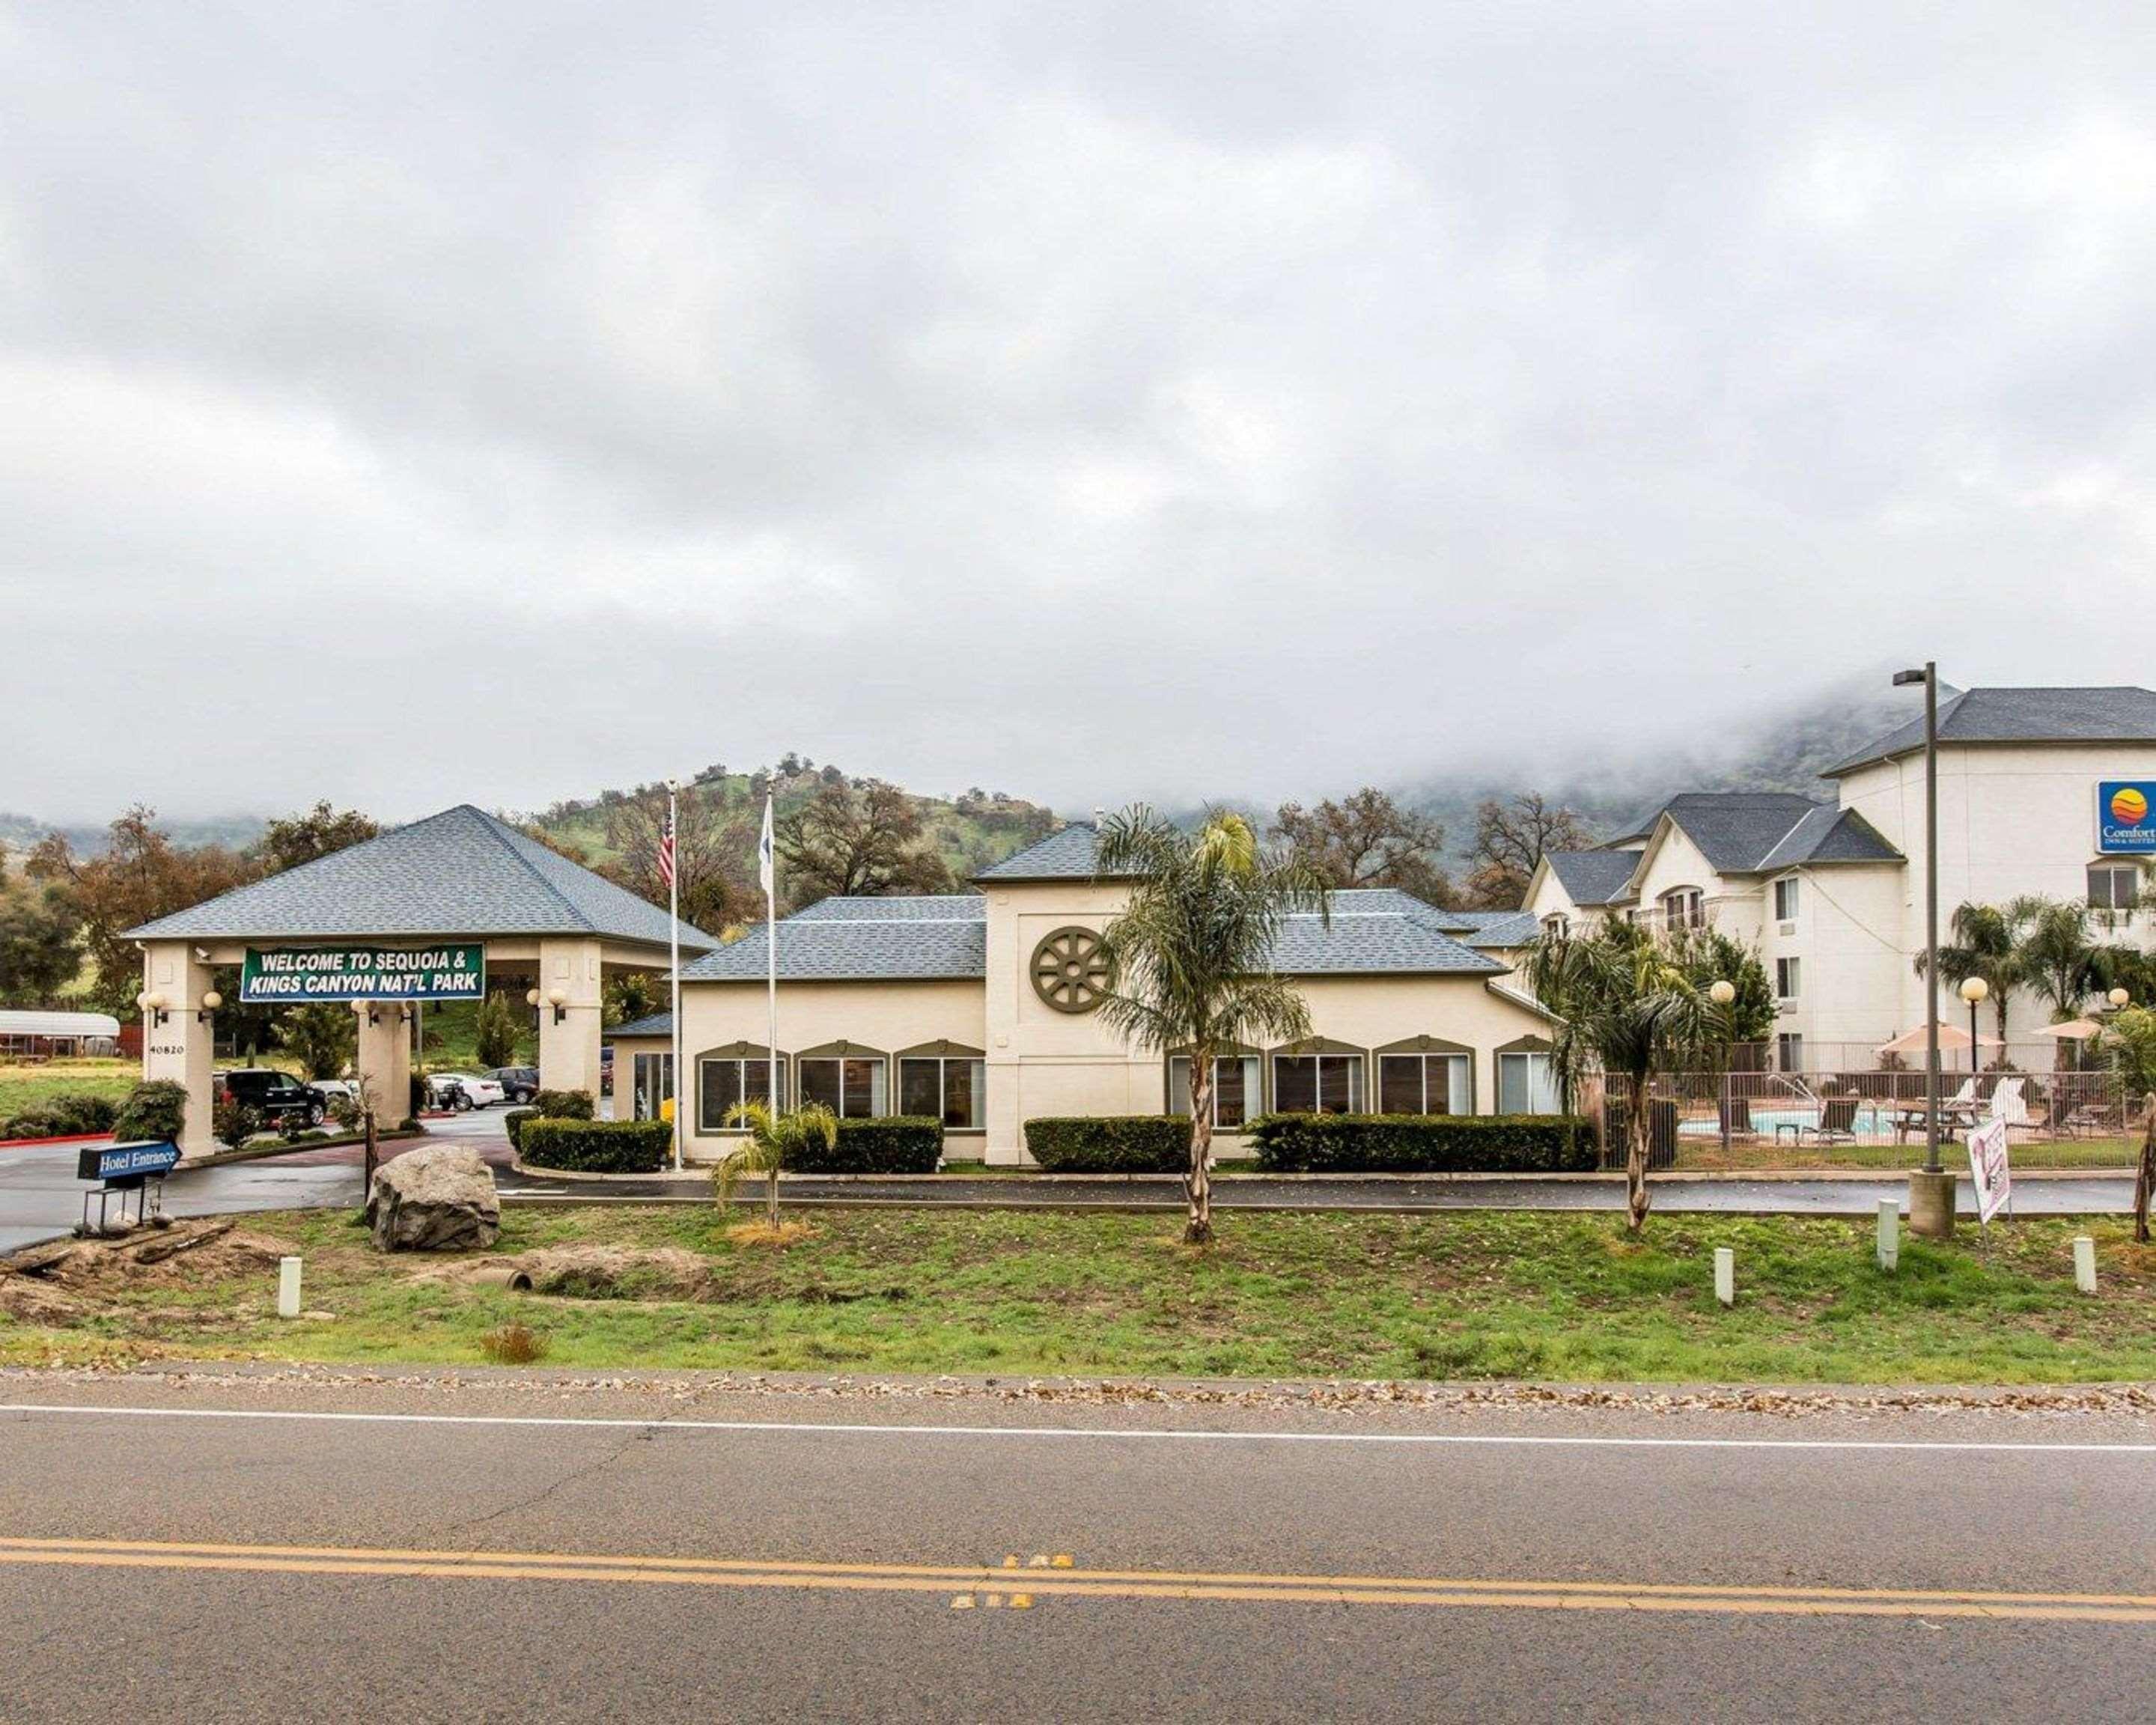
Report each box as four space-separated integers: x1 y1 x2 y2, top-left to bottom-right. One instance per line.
713 1098 838 1231
1522 923 1716 1232
1917 902 2025 1043
1092 806 1331 1244
2009 895 2099 1026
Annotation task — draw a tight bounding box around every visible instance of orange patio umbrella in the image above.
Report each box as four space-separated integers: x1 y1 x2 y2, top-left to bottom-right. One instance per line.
1875 1022 2004 1057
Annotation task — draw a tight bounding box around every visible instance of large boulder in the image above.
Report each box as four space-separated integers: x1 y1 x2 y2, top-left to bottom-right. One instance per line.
367 1146 500 1253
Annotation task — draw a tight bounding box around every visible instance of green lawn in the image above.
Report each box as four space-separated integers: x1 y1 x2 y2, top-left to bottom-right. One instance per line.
6 1207 2152 1384
0 1059 141 1118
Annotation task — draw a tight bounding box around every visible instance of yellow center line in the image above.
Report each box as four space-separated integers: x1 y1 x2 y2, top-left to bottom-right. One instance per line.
3 1537 2152 1623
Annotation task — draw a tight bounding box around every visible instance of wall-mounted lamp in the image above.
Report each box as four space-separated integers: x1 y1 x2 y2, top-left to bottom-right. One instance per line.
196 989 222 1023
352 999 385 1028
136 990 170 1028
546 988 569 1026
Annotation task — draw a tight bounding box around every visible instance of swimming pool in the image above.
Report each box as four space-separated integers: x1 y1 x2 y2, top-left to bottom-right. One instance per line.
1679 1105 1896 1137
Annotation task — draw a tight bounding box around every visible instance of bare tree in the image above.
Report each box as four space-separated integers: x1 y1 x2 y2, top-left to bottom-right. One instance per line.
1464 793 1593 908
1270 788 1455 907
775 779 955 904
603 788 755 932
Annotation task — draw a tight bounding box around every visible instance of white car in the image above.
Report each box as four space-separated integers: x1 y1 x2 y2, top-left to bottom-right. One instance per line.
307 1078 360 1107
427 1072 506 1110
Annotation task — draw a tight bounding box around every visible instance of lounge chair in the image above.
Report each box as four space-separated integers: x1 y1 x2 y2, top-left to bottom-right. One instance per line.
1800 1095 1861 1146
1718 1097 1757 1141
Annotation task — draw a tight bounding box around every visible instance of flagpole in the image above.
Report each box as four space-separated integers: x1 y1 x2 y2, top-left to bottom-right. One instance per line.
667 781 682 1173
762 793 778 1111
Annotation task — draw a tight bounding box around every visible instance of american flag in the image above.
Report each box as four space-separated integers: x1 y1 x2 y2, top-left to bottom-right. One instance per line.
657 806 676 892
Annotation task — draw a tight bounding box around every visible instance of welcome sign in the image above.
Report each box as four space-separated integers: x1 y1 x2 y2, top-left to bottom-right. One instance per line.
240 944 487 1003
2096 780 2156 855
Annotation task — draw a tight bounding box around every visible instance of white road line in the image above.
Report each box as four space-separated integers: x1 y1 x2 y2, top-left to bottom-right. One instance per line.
2 1402 2153 1453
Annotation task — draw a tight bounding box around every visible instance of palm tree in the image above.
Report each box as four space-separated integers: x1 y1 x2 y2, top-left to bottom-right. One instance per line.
1092 806 1331 1244
713 1098 838 1231
2008 895 2098 1025
1522 923 1717 1232
1916 902 2024 1042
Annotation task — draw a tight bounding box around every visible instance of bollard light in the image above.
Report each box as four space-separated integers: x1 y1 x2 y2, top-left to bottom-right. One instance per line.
1714 1247 1735 1307
2074 1236 2098 1295
1876 1199 1899 1272
277 1256 303 1319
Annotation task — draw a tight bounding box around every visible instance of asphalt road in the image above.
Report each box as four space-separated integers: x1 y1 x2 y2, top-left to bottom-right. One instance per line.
1 1112 2137 1255
0 1372 2151 1721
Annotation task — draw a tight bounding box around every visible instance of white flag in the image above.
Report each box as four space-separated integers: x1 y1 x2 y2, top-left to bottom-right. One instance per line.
758 794 776 900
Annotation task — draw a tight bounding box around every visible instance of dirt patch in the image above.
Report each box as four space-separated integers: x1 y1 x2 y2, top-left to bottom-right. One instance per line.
725 1221 817 1247
1 1222 293 1324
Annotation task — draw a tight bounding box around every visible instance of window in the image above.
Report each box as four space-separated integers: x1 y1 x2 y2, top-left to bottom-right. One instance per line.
1541 913 1569 937
798 1056 887 1119
698 1054 787 1131
1272 1051 1363 1114
1378 1053 1470 1116
630 1052 674 1122
2089 864 2140 913
1496 1051 1560 1115
1776 1033 1804 1073
1773 877 1800 921
1660 888 1704 929
1776 957 1801 1000
899 1055 985 1130
1168 1053 1261 1128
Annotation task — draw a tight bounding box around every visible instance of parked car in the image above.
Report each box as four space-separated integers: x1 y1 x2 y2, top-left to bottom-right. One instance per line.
425 1071 506 1110
486 1065 540 1104
307 1078 359 1108
214 1068 324 1127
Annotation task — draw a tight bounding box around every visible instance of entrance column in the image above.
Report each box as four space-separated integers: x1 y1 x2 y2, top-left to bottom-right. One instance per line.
354 1002 413 1126
536 937 604 1099
140 940 215 1154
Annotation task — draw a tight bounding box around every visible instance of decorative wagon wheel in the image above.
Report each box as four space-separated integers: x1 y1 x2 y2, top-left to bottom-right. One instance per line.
1031 925 1111 1014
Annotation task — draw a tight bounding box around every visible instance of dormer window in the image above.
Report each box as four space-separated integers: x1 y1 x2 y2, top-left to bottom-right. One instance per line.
1541 913 1570 937
1660 888 1705 929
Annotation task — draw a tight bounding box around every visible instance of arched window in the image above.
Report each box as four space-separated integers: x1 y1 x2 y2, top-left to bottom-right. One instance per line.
896 1040 987 1131
1269 1038 1366 1115
1495 1035 1560 1116
695 1041 789 1133
795 1041 889 1119
1660 887 1704 929
1374 1036 1473 1116
1166 1044 1262 1129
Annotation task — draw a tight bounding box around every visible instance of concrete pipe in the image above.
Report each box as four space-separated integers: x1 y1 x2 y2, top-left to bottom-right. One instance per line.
469 1266 534 1291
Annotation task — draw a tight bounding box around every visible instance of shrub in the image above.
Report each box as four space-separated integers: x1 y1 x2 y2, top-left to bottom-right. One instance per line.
112 1080 189 1143
532 1089 596 1121
479 1322 548 1364
213 1098 264 1151
1246 1113 1595 1174
789 1116 943 1174
503 1107 538 1151
1023 1115 1190 1173
0 1092 118 1140
518 1117 670 1174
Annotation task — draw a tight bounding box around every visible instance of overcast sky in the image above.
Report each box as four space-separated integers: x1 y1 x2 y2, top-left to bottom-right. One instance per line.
5 3 2155 824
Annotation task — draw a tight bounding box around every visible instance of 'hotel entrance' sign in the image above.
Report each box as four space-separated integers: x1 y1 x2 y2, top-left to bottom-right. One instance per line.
240 944 487 1003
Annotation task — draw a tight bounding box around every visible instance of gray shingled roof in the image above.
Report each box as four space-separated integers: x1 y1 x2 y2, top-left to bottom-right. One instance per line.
1445 910 1543 948
680 886 1503 983
1755 806 1904 871
682 897 988 982
1624 792 1824 874
1826 686 2156 776
972 822 1110 880
609 1011 674 1038
1544 851 1642 906
125 803 716 949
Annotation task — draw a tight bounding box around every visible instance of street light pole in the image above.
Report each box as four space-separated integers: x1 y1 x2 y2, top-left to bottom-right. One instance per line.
1961 976 1988 1083
1895 662 1955 1235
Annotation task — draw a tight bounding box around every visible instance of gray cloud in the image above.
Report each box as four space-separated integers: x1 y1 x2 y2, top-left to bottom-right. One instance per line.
4 2 2154 824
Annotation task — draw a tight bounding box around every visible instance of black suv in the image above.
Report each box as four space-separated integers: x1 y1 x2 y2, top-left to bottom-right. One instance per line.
215 1068 324 1127
487 1066 540 1104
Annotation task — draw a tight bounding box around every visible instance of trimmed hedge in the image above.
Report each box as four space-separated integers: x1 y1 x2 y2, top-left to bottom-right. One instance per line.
518 1117 671 1174
112 1080 189 1144
790 1116 943 1174
1246 1113 1595 1173
503 1108 538 1151
1024 1115 1191 1173
532 1089 596 1121
1 1091 120 1141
